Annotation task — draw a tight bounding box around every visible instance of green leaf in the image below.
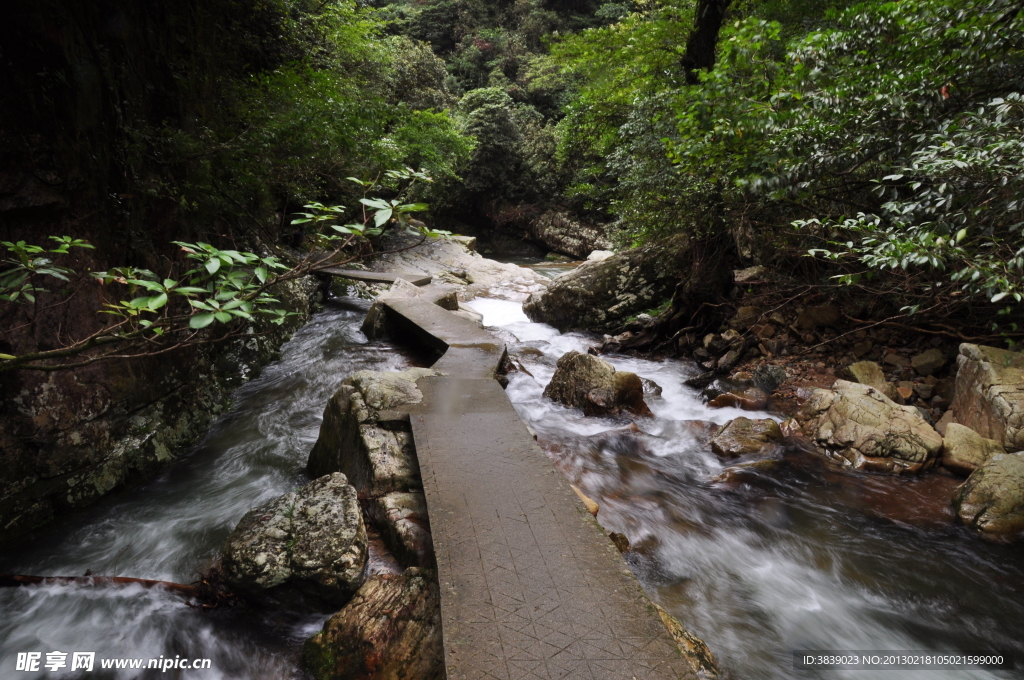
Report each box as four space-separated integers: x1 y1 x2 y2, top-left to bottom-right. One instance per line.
189 313 216 329
255 267 268 284
205 258 221 275
214 311 233 323
373 208 393 227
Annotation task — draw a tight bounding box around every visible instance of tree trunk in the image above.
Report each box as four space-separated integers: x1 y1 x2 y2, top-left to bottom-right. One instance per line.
682 0 732 84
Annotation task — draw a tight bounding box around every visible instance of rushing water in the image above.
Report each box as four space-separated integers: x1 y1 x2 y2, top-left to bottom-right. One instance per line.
467 277 1024 680
0 297 412 679
6 263 1024 680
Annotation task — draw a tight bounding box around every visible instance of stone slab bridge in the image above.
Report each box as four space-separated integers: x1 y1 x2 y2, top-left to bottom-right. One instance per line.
376 286 705 680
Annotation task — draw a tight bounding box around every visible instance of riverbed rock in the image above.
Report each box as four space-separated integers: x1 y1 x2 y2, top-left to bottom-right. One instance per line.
795 305 840 330
303 568 443 680
942 423 1006 475
912 348 947 376
710 417 783 458
543 351 653 417
843 360 897 401
952 452 1024 539
308 368 439 495
222 473 367 609
950 343 1024 450
799 380 943 474
523 234 690 333
729 306 763 331
366 492 434 568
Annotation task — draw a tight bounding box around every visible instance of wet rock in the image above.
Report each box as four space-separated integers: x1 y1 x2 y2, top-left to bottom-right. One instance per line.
799 380 943 474
952 452 1024 539
367 492 434 568
587 249 615 261
729 306 762 331
707 386 769 411
716 349 742 371
710 417 783 458
303 568 443 680
654 604 720 680
912 348 947 376
544 351 653 417
523 234 690 333
452 302 484 326
609 532 630 553
844 360 896 401
795 305 840 330
222 473 367 609
950 343 1024 450
308 368 440 494
943 423 1005 475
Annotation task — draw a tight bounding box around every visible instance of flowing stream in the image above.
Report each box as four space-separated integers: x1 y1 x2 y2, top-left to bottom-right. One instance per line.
0 297 413 679
4 263 1024 680
466 267 1024 680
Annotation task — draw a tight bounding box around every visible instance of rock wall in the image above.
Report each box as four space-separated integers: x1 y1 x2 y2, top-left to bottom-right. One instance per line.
0 275 321 545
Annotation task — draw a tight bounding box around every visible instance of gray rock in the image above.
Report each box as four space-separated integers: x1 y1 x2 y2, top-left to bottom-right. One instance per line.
911 348 947 376
950 343 1024 450
943 423 1005 475
953 452 1024 539
308 368 439 494
222 473 367 608
799 380 943 474
752 364 788 394
303 568 443 680
883 353 911 369
543 351 652 417
523 235 690 333
844 360 897 401
852 340 873 358
710 418 783 458
367 492 434 569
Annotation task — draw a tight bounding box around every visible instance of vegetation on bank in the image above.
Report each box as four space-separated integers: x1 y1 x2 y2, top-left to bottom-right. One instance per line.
3 0 1024 369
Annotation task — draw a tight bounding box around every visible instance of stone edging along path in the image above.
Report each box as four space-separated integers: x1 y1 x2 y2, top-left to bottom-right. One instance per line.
379 293 707 680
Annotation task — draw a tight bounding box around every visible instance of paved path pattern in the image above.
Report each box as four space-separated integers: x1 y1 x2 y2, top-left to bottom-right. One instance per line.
382 297 696 680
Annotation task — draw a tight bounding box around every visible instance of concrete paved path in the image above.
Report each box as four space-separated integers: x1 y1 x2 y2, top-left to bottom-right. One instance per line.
382 298 697 680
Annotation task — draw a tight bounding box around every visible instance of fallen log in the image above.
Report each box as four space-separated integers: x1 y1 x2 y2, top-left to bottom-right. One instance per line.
0 573 238 609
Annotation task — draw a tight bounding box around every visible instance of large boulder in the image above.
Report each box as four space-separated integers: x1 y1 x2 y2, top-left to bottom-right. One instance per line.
367 492 434 569
799 380 943 474
303 568 443 680
950 343 1024 450
942 423 1005 475
523 235 690 333
710 418 783 458
221 473 367 608
543 351 652 417
308 368 439 494
952 452 1024 539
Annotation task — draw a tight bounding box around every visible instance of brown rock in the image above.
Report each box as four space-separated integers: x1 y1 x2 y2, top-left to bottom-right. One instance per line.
654 604 720 680
884 353 911 369
952 452 1024 539
799 380 943 474
844 361 897 401
710 417 783 458
729 306 763 331
303 568 443 680
707 387 770 411
911 348 947 376
950 343 1024 449
796 305 841 330
544 351 653 417
896 385 914 402
942 423 1005 476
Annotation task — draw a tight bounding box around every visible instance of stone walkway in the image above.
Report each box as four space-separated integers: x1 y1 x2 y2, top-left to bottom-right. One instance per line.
382 296 697 680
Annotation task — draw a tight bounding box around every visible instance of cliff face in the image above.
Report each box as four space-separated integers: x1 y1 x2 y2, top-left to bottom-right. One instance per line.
0 0 313 544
